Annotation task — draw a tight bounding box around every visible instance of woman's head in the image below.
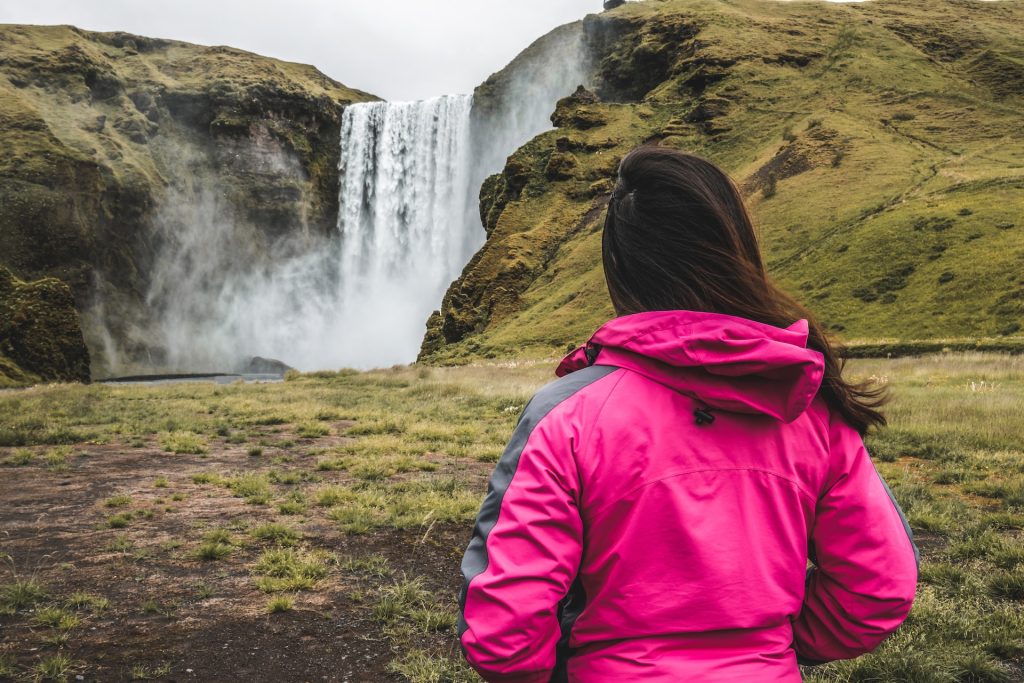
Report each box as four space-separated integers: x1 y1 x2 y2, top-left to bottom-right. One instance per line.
602 145 886 434
603 146 765 316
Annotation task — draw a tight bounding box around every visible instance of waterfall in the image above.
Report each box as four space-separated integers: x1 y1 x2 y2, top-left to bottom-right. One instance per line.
125 26 590 375
139 95 480 373
335 95 480 367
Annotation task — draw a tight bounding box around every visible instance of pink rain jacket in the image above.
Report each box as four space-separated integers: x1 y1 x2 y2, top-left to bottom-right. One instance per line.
458 310 918 682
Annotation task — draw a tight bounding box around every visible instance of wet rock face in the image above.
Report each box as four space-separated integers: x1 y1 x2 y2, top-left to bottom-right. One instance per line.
0 267 90 385
585 13 701 102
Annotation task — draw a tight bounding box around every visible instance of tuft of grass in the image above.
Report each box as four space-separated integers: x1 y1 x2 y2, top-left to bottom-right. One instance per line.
252 548 332 593
34 654 74 681
386 649 478 683
951 653 1015 683
409 607 456 634
196 529 235 561
340 554 392 579
33 606 80 631
43 446 72 472
106 512 133 529
276 501 306 515
267 595 294 613
107 534 134 553
203 528 232 544
251 415 288 426
920 563 971 597
992 545 1024 571
0 576 47 612
247 446 263 457
372 575 431 624
328 506 379 535
950 529 1005 562
346 419 405 436
987 570 1024 601
295 422 330 439
251 523 301 547
66 591 110 611
195 541 233 561
268 469 312 485
313 485 348 507
966 478 1024 508
104 494 133 508
278 489 308 512
159 431 208 455
153 477 169 488
224 473 272 505
3 448 35 466
316 457 346 471
129 662 172 680
140 599 176 617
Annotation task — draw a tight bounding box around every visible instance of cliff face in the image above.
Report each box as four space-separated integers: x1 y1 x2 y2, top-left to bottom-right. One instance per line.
0 24 376 379
421 0 1024 362
0 266 89 386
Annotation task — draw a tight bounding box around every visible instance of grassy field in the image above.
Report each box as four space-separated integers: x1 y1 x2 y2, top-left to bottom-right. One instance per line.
0 353 1022 681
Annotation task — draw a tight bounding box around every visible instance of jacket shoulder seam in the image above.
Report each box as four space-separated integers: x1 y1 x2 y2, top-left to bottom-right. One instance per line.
577 366 628 457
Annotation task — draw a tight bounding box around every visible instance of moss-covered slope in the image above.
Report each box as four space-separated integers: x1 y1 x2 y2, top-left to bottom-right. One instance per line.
422 0 1024 362
0 24 376 374
0 266 89 386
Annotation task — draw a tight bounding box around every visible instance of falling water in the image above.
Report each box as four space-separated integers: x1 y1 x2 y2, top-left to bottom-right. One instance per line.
336 95 480 366
137 96 480 372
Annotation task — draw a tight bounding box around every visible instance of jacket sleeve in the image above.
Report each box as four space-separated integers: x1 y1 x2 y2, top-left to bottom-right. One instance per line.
458 402 583 683
793 412 920 664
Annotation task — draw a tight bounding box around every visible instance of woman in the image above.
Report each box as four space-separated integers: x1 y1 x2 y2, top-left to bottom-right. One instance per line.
457 146 919 682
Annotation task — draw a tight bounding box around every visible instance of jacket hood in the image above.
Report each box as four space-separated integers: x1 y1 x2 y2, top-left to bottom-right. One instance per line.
556 310 825 423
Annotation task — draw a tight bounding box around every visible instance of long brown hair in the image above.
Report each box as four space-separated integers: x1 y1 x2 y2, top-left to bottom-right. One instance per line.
602 145 886 435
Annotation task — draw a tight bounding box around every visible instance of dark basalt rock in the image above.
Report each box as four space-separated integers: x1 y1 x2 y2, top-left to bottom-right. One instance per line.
241 356 294 375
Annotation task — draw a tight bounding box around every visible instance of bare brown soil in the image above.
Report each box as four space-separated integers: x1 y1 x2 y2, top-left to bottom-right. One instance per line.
0 426 489 682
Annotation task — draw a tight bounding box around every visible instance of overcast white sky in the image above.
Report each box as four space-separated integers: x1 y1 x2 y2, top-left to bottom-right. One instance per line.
0 0 611 100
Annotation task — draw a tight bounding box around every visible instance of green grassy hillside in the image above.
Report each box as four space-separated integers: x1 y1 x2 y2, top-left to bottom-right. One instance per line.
421 0 1024 362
